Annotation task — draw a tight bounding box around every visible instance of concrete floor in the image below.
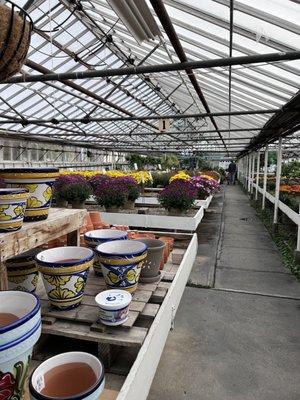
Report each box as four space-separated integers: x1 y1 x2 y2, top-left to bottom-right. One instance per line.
147 185 300 400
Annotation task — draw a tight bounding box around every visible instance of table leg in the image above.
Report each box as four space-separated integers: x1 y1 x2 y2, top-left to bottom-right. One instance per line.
0 262 8 290
67 229 80 246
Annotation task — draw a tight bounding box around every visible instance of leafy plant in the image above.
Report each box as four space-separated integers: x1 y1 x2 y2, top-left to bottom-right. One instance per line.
115 176 140 201
94 178 127 208
54 174 92 203
158 180 197 212
190 176 220 199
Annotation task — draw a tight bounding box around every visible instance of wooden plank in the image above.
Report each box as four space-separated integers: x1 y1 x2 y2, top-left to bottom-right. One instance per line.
90 311 139 331
140 303 160 319
158 282 172 290
0 208 86 262
150 288 168 304
42 320 147 347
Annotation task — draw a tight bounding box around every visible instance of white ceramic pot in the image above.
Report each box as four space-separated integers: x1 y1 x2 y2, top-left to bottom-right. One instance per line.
96 240 147 293
6 248 41 293
0 291 41 346
36 247 94 310
0 168 59 221
95 290 132 326
29 352 105 400
0 188 29 232
84 229 128 276
0 321 41 400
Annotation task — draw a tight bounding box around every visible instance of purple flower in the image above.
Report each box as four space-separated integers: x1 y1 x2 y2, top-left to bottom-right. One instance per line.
190 176 219 199
158 180 197 212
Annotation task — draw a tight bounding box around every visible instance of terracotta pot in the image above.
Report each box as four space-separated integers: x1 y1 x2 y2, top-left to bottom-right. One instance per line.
71 201 85 209
124 200 135 210
0 188 29 232
89 211 102 224
130 233 156 240
167 208 186 216
0 168 59 221
93 222 110 229
105 206 120 213
159 236 174 252
134 239 165 283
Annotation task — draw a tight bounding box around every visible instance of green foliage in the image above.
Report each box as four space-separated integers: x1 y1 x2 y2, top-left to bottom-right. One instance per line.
281 161 300 179
161 155 179 169
268 151 277 166
152 172 172 187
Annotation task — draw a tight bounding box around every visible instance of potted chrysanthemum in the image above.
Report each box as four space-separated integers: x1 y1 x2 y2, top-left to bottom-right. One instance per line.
158 180 197 215
54 174 92 208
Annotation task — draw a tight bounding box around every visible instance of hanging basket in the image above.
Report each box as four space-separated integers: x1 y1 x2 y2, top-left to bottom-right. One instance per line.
0 0 33 82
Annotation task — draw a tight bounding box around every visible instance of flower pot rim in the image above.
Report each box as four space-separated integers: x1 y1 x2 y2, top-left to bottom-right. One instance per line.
0 188 29 196
133 238 165 250
0 291 40 335
36 246 94 268
96 239 147 257
29 351 105 400
84 229 127 242
0 320 41 352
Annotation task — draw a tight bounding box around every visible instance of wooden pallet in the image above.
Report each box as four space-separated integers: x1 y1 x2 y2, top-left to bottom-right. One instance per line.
34 247 183 368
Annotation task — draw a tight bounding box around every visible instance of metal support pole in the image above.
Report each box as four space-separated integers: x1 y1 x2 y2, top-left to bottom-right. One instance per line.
247 154 252 192
255 150 260 200
262 145 268 210
297 203 300 252
5 51 300 84
274 138 282 224
251 153 255 194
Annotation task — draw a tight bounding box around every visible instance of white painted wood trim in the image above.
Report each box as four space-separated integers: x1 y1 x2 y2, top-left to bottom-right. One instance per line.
274 138 282 224
116 234 198 400
255 150 260 201
135 195 213 209
262 146 268 210
101 207 204 231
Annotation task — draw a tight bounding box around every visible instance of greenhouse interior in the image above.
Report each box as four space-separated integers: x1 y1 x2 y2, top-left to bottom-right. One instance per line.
0 0 299 399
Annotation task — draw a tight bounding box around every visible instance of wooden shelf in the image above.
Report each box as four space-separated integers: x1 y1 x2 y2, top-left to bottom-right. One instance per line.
0 207 86 290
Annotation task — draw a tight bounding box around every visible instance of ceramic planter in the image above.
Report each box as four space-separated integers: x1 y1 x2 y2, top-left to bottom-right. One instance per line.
0 168 59 221
95 290 132 326
29 352 105 400
0 321 41 400
96 240 147 293
0 291 41 346
36 247 94 310
134 239 165 283
6 248 41 293
84 229 128 276
0 188 29 232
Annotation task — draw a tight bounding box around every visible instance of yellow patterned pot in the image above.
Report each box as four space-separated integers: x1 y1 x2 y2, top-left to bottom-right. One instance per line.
36 246 94 310
0 188 29 232
5 248 41 293
0 168 59 221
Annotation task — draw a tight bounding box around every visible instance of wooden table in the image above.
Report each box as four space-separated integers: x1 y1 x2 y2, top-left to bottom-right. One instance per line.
0 208 86 290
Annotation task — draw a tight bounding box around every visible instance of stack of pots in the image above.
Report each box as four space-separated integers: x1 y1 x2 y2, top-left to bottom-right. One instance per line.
5 248 41 293
0 291 41 400
0 188 29 232
0 168 59 224
84 229 128 276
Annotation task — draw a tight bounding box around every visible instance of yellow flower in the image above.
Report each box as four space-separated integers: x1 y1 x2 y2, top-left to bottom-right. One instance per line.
74 276 85 293
169 171 190 183
0 205 11 220
43 186 52 202
48 287 75 299
107 271 120 284
27 196 42 208
14 205 25 217
43 274 71 287
126 269 136 282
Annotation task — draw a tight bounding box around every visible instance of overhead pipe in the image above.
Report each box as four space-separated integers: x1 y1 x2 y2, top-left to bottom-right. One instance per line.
0 108 279 125
3 51 299 84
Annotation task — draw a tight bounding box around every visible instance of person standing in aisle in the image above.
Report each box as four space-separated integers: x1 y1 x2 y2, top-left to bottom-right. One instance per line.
228 160 237 185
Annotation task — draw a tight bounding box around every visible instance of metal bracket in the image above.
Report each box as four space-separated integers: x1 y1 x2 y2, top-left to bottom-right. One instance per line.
170 305 176 331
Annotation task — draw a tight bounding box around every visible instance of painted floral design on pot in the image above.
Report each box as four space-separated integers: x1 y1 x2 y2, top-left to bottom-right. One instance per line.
0 168 59 221
36 247 94 310
96 240 147 293
0 189 29 232
84 229 128 276
6 249 41 293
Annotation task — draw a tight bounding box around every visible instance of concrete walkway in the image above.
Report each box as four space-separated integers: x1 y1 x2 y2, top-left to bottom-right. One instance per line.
147 185 300 400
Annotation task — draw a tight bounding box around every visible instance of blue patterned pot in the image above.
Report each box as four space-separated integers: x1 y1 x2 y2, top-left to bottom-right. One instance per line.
0 188 29 232
0 168 59 221
95 290 132 326
36 247 94 310
29 352 105 400
96 240 147 293
84 229 128 276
